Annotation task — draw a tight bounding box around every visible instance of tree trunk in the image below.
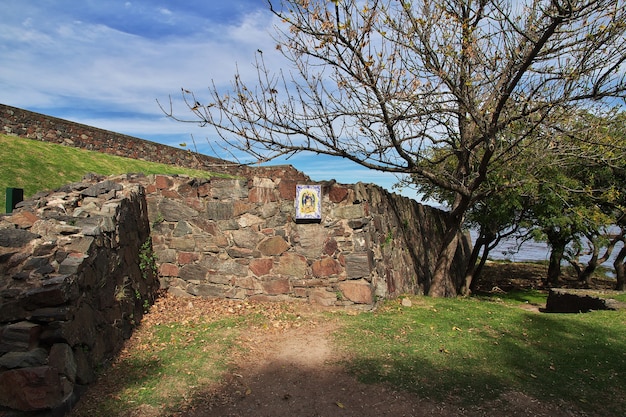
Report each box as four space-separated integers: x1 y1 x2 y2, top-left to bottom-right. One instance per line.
614 246 626 291
578 264 596 288
547 243 564 287
461 235 485 296
429 228 461 297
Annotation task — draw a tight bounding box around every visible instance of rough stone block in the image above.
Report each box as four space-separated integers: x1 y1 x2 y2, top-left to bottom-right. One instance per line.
160 262 179 277
0 348 48 369
311 257 343 278
232 228 262 249
177 251 199 264
262 277 291 295
249 258 274 277
294 224 327 258
274 253 308 277
308 288 337 306
344 253 372 279
0 366 69 411
249 187 277 203
159 199 199 221
333 204 365 220
0 322 41 353
207 201 234 220
258 236 290 256
328 185 349 203
338 280 373 304
0 228 39 247
546 289 625 313
21 275 79 308
179 264 208 281
49 343 77 383
188 283 227 297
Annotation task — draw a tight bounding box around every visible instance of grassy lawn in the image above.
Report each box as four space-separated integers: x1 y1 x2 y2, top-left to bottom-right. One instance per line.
336 293 626 416
70 289 626 416
0 134 231 212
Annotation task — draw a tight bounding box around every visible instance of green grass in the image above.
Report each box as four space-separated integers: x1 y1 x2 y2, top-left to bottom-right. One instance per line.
71 291 626 416
0 134 232 212
336 294 626 416
72 316 246 416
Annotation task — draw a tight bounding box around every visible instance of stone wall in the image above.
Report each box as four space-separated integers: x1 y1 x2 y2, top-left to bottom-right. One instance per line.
0 176 159 413
142 172 468 306
0 170 469 413
0 103 243 176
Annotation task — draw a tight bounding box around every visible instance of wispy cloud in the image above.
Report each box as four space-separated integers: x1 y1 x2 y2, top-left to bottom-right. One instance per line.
0 1 417 198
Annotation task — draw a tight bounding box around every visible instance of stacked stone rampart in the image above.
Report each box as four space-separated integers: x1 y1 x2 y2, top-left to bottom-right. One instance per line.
146 173 469 305
0 176 159 413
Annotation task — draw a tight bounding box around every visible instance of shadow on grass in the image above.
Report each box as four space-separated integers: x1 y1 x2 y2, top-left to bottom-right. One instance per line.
338 303 625 417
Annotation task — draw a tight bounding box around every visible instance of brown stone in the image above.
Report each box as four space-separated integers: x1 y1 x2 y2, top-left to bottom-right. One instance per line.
249 258 274 276
49 343 77 383
323 238 338 256
161 189 180 199
0 322 41 353
184 197 205 212
155 175 173 190
249 187 277 203
160 263 179 277
328 185 349 203
274 253 308 277
9 211 39 228
0 366 67 411
233 201 253 216
345 253 372 279
312 257 343 277
278 179 298 200
179 264 209 281
258 236 290 256
226 247 255 258
308 288 337 306
262 277 290 295
177 252 199 264
338 280 373 304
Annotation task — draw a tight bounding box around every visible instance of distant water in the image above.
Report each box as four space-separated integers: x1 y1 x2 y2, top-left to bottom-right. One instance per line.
469 230 623 268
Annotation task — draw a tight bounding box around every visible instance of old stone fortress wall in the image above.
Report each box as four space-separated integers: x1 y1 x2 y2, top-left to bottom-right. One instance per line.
0 104 469 413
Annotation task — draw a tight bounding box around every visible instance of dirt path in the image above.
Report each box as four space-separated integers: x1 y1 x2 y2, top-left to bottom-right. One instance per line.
170 310 582 417
177 316 445 417
70 293 592 417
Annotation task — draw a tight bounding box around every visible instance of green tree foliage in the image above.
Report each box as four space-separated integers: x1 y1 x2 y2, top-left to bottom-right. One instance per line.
164 0 626 296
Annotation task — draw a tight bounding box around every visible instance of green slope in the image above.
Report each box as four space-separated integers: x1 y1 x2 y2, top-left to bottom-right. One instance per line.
0 134 231 212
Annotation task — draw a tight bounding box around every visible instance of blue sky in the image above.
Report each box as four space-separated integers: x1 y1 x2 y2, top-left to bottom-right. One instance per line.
0 0 416 198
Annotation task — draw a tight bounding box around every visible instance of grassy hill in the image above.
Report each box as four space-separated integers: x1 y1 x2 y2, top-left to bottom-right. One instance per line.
0 134 232 212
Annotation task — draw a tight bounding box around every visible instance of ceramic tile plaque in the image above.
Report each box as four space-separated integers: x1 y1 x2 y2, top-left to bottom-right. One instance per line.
295 184 322 220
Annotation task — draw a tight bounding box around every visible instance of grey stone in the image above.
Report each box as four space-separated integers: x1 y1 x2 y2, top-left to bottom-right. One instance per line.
49 343 77 382
232 228 261 249
210 179 248 199
207 201 234 220
0 348 48 369
0 229 39 247
179 264 208 281
333 204 365 219
80 180 123 197
173 220 193 237
344 253 372 279
159 199 199 221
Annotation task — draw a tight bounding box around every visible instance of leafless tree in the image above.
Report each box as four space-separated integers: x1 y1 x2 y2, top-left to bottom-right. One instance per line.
162 0 626 296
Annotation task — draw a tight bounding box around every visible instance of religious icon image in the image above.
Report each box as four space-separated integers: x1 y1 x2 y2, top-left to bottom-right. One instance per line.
295 185 322 220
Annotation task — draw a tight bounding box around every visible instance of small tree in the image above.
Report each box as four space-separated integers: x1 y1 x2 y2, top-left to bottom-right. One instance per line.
163 0 626 296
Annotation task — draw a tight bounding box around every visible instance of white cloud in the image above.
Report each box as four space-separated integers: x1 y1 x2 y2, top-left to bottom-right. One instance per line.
0 1 411 196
